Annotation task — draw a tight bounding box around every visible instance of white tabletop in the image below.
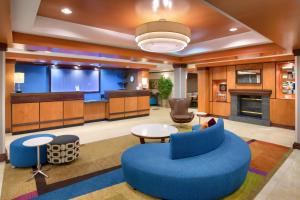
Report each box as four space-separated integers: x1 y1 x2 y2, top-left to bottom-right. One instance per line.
23 137 53 147
195 112 207 116
131 124 178 138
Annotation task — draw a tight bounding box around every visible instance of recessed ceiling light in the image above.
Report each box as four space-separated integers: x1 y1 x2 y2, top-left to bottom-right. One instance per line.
229 27 238 32
74 66 80 70
61 8 72 15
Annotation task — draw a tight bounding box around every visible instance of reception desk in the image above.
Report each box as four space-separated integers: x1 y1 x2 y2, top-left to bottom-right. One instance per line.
10 90 150 134
11 92 84 133
105 90 150 120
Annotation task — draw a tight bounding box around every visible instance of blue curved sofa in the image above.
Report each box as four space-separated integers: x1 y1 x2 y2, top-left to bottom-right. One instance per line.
10 134 56 168
121 119 251 200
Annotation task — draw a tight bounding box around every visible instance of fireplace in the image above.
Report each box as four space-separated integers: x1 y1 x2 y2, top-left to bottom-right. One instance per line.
229 89 272 126
239 95 262 118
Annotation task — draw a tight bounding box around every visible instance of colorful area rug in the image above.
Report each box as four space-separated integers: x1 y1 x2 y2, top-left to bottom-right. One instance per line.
1 129 291 200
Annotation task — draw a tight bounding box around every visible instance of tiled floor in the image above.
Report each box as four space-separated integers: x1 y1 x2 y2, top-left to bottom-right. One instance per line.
1 107 299 199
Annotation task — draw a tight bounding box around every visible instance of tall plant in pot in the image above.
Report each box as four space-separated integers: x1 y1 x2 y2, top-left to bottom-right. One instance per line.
158 76 173 107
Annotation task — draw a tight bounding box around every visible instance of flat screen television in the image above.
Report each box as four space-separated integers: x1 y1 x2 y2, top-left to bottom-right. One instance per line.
50 68 100 92
236 69 261 84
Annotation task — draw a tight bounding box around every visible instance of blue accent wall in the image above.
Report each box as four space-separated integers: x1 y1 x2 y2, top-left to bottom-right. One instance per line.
100 69 125 94
15 63 50 93
15 64 126 101
51 68 100 92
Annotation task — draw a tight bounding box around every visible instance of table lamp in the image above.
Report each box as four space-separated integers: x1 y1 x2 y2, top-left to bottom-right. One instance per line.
142 77 148 89
14 72 25 93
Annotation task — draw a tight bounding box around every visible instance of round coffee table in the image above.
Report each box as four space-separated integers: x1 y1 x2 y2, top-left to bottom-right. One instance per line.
131 124 178 144
23 136 53 181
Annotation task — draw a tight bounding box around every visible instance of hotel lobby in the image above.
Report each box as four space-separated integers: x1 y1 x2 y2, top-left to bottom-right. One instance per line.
0 0 300 199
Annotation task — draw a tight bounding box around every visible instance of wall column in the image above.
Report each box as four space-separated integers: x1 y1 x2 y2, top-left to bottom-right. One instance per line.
197 68 210 113
294 52 300 148
173 64 187 98
0 45 6 158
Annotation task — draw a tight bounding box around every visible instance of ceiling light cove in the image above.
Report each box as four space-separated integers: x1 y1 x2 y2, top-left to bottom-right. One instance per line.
61 8 72 15
135 20 191 53
229 27 238 32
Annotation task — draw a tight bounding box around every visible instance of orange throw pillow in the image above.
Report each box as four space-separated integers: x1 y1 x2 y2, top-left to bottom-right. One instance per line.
200 122 209 129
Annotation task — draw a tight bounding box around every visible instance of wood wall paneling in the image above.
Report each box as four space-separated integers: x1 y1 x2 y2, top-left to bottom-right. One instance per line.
270 99 295 127
263 62 276 98
212 102 230 117
209 68 213 102
84 102 106 121
5 60 15 132
198 69 210 113
63 100 84 125
226 65 236 102
212 67 227 80
12 103 40 132
40 101 63 128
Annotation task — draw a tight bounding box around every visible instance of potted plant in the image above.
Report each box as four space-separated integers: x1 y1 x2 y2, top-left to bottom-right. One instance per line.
157 76 173 107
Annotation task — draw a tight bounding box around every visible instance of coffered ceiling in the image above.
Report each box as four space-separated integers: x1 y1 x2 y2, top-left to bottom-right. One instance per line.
7 0 293 70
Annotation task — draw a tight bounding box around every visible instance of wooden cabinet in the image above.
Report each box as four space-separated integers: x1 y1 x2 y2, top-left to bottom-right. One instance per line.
63 100 84 125
137 96 150 115
12 103 40 132
212 67 227 80
212 102 230 117
270 99 295 127
40 101 63 129
84 102 106 122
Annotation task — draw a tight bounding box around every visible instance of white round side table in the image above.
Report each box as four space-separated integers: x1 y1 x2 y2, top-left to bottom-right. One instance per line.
23 136 53 181
195 112 207 124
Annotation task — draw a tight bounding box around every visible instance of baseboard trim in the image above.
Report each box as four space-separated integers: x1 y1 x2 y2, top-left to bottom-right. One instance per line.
271 123 295 130
293 142 300 150
0 150 8 162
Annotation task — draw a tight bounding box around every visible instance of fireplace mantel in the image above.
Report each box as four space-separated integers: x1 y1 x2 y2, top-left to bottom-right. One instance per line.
229 89 272 96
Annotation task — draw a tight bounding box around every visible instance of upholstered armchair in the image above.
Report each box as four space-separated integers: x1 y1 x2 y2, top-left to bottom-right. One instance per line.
169 98 194 123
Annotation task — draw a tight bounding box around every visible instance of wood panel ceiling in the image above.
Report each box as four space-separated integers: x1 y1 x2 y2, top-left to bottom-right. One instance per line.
37 0 249 44
0 0 12 44
205 0 300 51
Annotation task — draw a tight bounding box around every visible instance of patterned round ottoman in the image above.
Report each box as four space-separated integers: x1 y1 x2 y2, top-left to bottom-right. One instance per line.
47 135 80 164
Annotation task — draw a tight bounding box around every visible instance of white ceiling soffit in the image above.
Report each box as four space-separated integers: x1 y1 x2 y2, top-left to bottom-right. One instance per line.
11 0 271 56
173 31 272 56
7 48 156 66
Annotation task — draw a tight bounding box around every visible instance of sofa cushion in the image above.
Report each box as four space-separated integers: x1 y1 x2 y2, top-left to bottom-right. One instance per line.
170 118 225 159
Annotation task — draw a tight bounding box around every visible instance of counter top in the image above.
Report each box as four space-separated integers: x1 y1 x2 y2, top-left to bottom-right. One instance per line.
105 90 150 98
84 99 108 103
11 92 84 103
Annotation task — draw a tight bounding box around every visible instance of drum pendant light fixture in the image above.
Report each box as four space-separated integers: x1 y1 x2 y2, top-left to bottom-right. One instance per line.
135 19 191 53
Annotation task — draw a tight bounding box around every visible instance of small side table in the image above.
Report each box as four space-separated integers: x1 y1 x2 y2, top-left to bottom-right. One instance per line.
195 112 207 124
23 137 53 181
